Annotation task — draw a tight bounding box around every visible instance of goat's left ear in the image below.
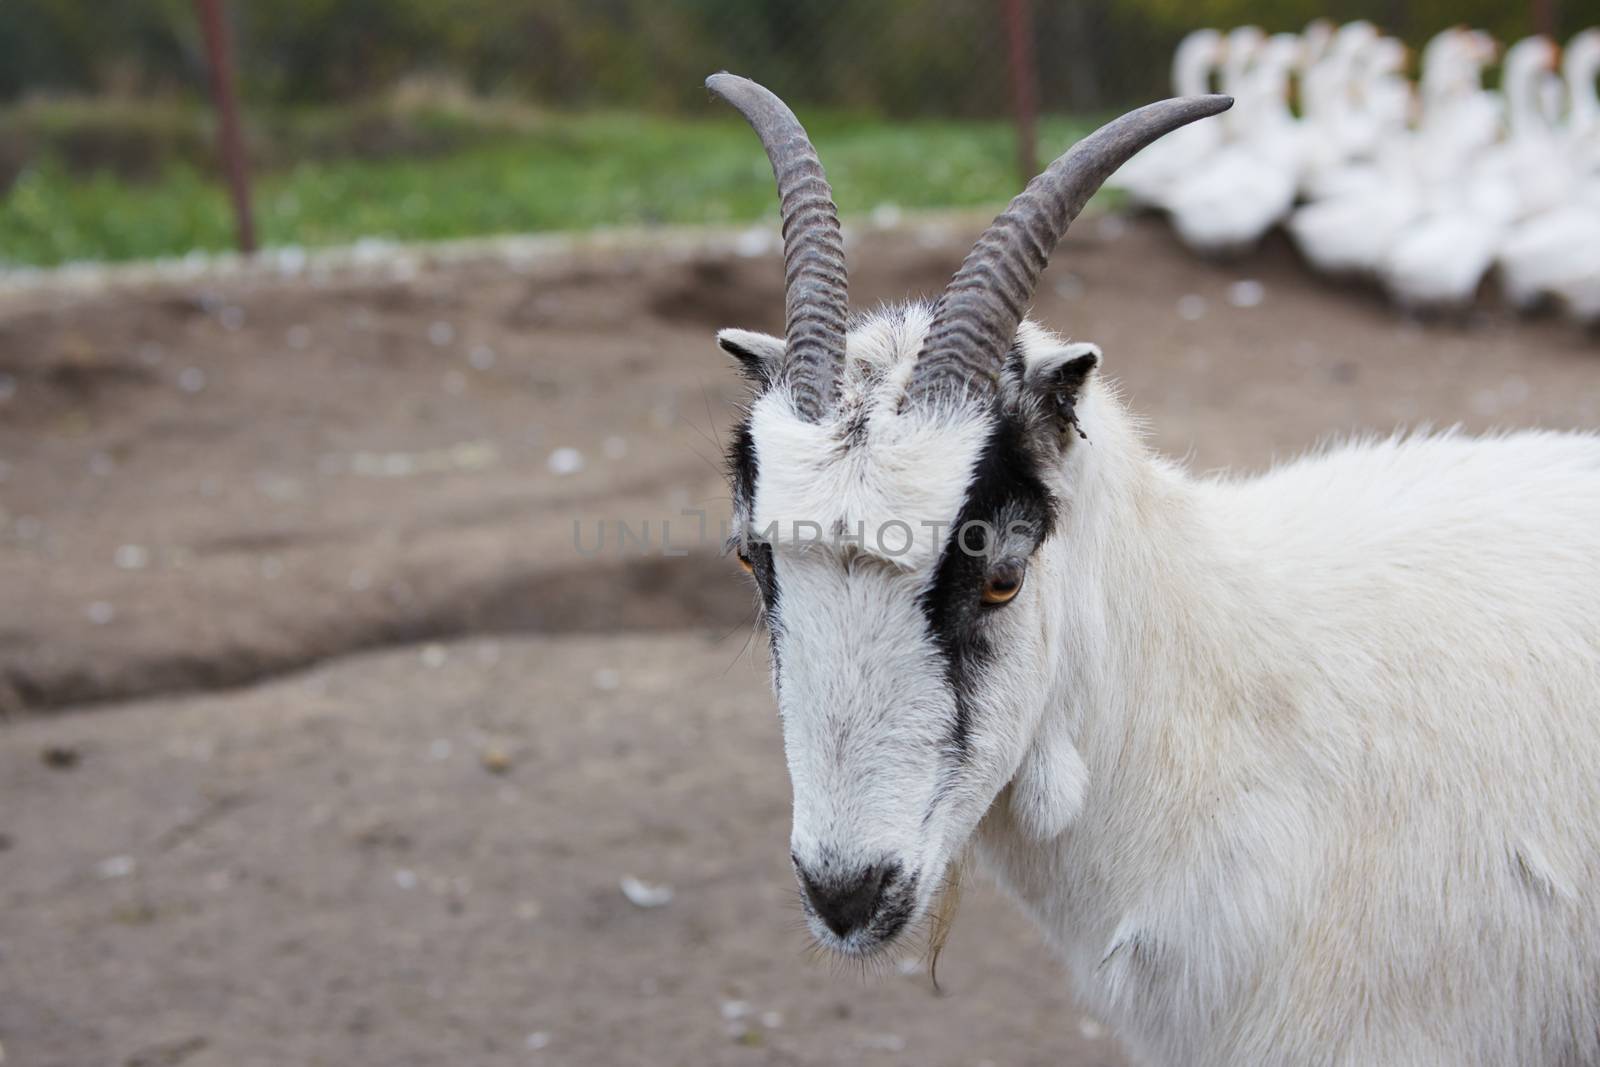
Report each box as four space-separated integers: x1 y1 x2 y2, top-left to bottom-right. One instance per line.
717 328 786 387
1024 342 1101 440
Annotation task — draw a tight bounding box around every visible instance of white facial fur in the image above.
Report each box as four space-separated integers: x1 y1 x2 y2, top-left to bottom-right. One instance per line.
725 307 1099 955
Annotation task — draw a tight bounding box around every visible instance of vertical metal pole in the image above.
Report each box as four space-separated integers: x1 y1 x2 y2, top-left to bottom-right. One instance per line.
196 0 257 254
1001 0 1039 185
1531 0 1557 39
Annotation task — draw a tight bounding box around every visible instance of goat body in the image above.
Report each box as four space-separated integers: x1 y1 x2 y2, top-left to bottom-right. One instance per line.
977 366 1600 1065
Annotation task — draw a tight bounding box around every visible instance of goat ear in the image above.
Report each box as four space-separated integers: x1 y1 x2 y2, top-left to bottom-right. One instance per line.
1009 713 1089 842
717 328 785 387
1024 342 1100 440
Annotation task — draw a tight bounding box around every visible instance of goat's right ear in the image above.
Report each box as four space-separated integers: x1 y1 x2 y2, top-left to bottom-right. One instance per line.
717 328 785 387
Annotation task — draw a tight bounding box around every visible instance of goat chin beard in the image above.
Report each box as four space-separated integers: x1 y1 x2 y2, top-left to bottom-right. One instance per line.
922 847 971 990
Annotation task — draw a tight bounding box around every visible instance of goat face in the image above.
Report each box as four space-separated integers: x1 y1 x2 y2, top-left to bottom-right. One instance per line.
721 309 1101 957
705 71 1225 958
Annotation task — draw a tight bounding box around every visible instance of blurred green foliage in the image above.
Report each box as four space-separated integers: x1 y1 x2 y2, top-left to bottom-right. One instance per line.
0 0 1027 114
0 0 1586 266
2 0 1586 112
0 104 1093 266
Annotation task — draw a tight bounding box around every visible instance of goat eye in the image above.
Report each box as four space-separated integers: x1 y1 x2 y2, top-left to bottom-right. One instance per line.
736 548 755 573
981 560 1026 605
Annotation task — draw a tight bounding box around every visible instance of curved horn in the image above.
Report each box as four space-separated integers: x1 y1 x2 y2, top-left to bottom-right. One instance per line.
707 73 848 422
904 95 1232 409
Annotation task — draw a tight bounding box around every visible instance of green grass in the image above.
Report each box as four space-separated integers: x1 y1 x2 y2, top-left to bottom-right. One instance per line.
0 106 1094 268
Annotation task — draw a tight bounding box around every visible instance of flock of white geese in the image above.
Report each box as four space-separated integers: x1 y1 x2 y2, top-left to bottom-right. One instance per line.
1109 22 1600 323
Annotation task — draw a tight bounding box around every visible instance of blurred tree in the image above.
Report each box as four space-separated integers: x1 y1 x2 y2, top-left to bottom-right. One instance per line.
0 0 199 99
0 0 1590 109
237 0 450 101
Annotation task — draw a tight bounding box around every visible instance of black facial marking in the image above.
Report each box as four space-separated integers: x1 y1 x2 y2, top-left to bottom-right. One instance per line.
726 415 782 659
727 417 758 508
919 411 1055 763
747 541 779 623
867 868 917 944
1004 339 1026 376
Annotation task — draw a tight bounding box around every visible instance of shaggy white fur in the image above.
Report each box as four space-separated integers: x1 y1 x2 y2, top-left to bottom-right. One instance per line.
726 310 1600 1067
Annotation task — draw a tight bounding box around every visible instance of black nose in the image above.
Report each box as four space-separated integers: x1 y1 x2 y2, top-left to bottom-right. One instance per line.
796 861 894 938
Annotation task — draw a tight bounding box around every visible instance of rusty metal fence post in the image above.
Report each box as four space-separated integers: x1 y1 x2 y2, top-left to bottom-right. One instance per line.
1001 0 1039 186
196 0 257 254
1531 0 1558 38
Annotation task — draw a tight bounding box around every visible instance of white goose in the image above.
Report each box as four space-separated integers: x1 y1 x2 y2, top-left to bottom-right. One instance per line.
1347 37 1414 154
1289 32 1433 275
1478 37 1570 215
1286 154 1421 276
1299 18 1337 71
1217 25 1268 137
1410 28 1502 185
1297 21 1379 159
1166 32 1302 255
1106 28 1227 207
1510 30 1600 320
1300 34 1415 202
1379 36 1560 309
1558 28 1600 170
1138 20 1600 328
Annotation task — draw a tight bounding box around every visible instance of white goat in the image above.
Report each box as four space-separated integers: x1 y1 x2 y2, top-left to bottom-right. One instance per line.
707 72 1600 1067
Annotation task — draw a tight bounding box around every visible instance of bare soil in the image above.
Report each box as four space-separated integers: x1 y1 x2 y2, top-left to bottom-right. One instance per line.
1 215 1596 1067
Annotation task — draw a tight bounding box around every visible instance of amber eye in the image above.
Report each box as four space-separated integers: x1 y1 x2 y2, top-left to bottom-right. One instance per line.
735 548 754 573
981 560 1026 605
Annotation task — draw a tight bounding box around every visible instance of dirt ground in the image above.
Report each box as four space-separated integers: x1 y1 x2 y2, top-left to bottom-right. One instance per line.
2 214 1597 1067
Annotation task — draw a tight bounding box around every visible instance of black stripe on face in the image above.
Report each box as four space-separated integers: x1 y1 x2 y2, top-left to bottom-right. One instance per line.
727 418 759 513
918 412 1055 761
726 415 782 654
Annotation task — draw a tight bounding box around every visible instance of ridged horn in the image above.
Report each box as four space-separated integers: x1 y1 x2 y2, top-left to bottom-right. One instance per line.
707 72 848 422
904 95 1232 409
